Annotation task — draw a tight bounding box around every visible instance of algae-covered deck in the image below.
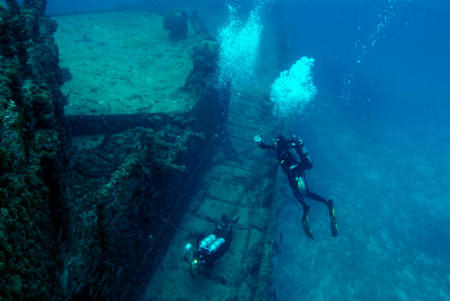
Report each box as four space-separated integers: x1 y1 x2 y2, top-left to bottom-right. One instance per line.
144 87 281 301
54 9 282 300
55 10 198 116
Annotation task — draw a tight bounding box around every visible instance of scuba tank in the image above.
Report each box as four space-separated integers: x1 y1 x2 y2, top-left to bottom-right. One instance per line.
208 237 225 254
199 234 216 249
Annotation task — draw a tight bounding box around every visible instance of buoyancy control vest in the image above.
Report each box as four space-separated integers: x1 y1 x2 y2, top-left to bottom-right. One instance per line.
276 141 312 172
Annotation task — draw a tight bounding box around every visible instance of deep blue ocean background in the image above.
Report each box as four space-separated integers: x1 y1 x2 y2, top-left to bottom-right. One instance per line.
18 0 449 299
270 1 450 299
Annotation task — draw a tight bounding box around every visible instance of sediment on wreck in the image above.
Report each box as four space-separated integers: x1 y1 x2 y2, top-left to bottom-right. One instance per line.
62 125 209 299
1 3 226 300
0 0 69 299
59 14 225 300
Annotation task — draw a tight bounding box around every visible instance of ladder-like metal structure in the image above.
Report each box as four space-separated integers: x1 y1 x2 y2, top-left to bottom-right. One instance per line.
145 85 282 301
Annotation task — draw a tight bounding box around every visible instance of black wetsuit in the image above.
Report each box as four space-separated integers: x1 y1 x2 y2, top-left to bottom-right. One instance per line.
258 136 336 238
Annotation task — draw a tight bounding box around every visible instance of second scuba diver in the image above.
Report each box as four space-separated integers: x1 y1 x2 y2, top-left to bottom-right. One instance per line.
184 214 239 276
255 134 338 239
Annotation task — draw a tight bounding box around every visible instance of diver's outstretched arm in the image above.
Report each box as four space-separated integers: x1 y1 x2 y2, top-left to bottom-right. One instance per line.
254 135 274 150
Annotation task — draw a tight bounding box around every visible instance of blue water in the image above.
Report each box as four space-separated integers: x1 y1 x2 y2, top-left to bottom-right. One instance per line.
270 1 450 299
10 0 448 298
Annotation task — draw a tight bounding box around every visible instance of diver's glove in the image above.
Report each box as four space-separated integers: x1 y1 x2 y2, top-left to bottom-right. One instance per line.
254 135 262 144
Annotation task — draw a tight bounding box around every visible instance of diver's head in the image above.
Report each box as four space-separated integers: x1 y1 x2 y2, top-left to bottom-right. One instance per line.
273 134 287 149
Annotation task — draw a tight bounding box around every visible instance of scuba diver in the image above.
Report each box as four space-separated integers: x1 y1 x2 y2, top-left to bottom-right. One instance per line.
254 134 338 239
184 214 239 276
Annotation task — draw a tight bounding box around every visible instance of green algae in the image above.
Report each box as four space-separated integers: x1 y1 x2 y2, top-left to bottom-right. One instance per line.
0 0 67 299
1 2 222 299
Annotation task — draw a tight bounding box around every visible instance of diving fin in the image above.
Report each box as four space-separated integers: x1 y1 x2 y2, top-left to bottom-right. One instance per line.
327 200 338 237
302 206 314 239
220 214 239 228
220 214 228 224
330 216 338 237
302 219 314 239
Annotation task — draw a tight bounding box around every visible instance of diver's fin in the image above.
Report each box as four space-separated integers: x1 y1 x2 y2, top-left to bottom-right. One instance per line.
220 214 228 224
301 206 313 239
327 200 338 237
330 215 338 237
302 219 314 239
221 214 239 227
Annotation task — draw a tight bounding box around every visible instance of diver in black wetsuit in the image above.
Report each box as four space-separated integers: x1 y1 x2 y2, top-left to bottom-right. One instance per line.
186 214 239 276
255 134 338 239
